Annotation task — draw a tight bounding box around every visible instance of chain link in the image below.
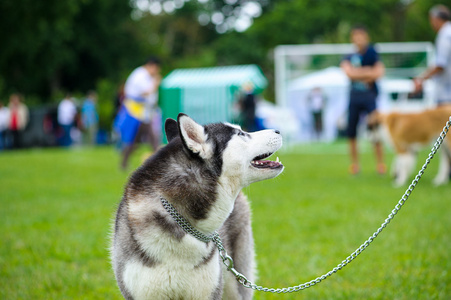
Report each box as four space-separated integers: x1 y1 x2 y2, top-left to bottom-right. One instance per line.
162 116 451 294
160 197 218 243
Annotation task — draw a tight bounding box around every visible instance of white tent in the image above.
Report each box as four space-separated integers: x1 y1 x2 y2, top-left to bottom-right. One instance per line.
287 67 351 142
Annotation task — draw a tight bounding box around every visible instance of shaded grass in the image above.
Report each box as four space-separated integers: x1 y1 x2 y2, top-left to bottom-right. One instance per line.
0 141 450 299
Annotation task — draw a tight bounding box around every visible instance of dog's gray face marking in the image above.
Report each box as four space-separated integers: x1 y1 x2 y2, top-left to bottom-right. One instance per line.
203 122 237 175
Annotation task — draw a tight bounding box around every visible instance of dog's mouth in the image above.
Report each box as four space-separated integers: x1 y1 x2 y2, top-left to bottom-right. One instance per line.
250 152 283 169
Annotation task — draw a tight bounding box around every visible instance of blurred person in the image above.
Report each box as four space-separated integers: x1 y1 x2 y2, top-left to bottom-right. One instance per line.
81 90 99 145
0 101 10 150
413 4 451 106
239 81 257 132
340 25 386 175
114 56 162 170
58 94 77 147
307 87 326 140
8 93 29 149
112 83 125 149
114 83 125 119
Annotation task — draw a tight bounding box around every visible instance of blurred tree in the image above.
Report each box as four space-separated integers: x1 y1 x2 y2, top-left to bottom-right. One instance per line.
404 0 445 42
214 0 424 65
131 1 220 71
130 0 273 33
0 0 441 104
0 0 140 101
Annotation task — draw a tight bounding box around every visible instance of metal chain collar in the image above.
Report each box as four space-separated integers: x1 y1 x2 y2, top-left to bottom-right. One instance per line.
162 116 451 294
160 197 218 243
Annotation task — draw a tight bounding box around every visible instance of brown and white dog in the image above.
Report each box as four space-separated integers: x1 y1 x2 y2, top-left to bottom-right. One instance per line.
368 106 451 187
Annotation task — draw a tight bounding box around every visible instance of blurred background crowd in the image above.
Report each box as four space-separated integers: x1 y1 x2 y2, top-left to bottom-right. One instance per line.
0 0 446 151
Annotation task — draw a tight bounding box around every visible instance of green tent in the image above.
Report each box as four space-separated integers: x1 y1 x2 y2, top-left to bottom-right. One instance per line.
159 65 267 132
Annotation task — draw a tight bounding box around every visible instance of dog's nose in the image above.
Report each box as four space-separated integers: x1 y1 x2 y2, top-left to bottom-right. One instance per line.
274 130 280 134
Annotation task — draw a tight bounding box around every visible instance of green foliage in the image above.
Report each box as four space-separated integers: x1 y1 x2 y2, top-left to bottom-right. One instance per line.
0 0 139 101
0 0 443 104
132 1 220 72
404 0 446 41
96 79 117 130
1 142 450 299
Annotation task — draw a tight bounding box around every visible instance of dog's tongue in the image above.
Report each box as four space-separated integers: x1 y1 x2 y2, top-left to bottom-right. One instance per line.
251 157 283 169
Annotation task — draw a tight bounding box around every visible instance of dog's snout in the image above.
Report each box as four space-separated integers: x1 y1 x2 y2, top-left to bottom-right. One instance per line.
274 130 280 134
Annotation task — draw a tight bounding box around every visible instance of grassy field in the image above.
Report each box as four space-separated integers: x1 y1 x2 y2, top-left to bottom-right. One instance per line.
1 141 450 299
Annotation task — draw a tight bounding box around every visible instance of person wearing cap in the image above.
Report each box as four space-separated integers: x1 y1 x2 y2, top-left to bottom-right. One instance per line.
414 4 451 106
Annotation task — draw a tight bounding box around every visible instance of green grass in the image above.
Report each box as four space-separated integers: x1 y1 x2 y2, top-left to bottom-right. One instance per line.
1 141 450 299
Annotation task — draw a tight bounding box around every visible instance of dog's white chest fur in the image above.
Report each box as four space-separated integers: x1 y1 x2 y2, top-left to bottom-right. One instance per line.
123 239 220 299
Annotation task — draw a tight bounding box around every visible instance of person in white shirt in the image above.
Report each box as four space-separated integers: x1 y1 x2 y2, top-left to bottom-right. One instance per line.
414 4 451 106
114 56 162 170
58 94 77 146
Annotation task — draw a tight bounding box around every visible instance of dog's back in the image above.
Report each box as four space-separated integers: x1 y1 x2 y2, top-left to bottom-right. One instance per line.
383 106 451 153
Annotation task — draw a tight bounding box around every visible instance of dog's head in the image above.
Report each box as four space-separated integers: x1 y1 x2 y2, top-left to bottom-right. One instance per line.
165 113 284 190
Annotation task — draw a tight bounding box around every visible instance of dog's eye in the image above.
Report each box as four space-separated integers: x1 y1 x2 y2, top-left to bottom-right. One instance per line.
237 131 245 137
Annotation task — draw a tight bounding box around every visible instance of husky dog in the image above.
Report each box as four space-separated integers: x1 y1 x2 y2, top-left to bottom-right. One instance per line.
368 106 451 187
111 113 284 300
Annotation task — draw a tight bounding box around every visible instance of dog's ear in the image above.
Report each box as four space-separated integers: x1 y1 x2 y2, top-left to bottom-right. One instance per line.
165 118 179 142
177 113 212 159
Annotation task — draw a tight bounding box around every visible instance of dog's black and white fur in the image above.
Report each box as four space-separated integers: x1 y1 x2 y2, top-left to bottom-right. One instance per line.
111 113 284 299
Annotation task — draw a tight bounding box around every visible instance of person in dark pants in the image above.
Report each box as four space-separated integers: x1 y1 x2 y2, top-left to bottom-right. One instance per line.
240 82 257 132
340 25 386 175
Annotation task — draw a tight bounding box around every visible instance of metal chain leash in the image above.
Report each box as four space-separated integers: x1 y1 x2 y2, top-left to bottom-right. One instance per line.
214 116 451 294
161 116 451 294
